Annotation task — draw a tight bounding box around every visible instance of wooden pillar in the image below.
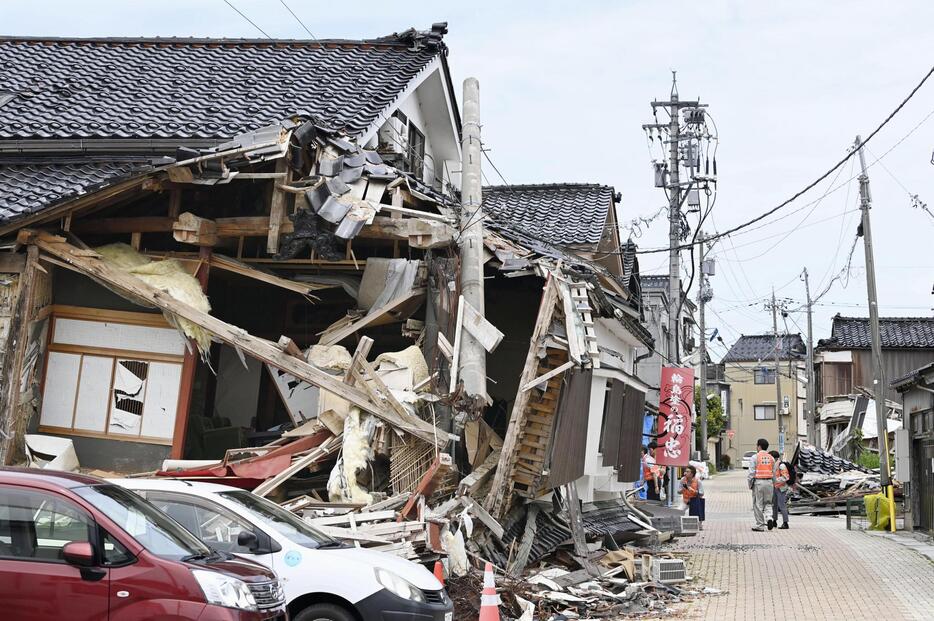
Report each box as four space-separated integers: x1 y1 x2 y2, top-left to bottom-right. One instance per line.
169 246 212 459
0 247 38 464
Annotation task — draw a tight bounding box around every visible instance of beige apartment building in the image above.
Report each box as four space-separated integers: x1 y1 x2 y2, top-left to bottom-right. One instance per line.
722 334 807 464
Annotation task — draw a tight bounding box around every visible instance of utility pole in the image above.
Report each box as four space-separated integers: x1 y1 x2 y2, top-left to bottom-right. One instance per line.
644 72 708 504
802 268 817 446
458 77 486 402
697 232 711 462
771 289 784 454
855 135 895 530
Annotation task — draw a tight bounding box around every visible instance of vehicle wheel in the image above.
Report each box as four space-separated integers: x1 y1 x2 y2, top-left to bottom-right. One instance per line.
293 603 356 621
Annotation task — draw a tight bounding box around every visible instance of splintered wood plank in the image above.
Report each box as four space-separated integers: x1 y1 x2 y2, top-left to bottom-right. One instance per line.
267 158 290 254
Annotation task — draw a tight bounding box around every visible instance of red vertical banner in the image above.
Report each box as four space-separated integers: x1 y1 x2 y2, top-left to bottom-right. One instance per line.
655 367 694 466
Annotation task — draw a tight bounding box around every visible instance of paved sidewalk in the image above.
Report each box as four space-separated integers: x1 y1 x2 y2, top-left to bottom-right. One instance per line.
678 469 934 620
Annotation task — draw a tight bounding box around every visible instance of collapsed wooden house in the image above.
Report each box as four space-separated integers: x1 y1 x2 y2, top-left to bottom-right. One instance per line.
0 26 659 569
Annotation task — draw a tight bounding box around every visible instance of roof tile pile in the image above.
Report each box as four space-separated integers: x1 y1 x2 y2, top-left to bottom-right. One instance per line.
482 183 614 245
822 315 934 350
0 29 444 140
794 444 871 475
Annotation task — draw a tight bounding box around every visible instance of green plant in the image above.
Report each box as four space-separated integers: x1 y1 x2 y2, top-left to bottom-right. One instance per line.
694 389 726 444
857 452 880 469
850 427 865 461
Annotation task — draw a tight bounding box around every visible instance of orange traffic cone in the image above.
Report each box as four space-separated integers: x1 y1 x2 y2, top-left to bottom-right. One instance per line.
478 562 500 621
433 560 445 586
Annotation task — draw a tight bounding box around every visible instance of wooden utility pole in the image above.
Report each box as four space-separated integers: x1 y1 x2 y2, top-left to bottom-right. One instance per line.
855 135 895 531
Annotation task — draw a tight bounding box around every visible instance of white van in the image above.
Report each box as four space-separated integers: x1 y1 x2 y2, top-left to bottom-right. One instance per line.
114 479 453 621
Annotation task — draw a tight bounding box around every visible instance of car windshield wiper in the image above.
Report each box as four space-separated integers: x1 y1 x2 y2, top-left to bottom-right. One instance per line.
315 540 346 549
180 551 215 562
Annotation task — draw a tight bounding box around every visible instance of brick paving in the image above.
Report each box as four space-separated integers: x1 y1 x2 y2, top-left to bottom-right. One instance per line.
677 469 934 620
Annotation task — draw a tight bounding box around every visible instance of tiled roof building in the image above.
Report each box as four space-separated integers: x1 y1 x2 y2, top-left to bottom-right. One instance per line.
819 315 934 350
0 25 452 227
722 333 805 362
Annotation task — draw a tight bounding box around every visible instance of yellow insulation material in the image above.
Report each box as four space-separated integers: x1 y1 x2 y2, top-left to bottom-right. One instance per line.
327 408 374 505
374 345 429 390
95 243 212 356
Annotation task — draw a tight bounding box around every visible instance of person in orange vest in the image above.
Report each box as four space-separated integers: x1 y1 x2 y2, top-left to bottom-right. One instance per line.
770 449 791 529
747 438 775 531
678 465 705 530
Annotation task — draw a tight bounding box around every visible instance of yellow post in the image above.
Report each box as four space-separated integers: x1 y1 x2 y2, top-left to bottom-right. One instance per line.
881 430 896 532
887 485 896 532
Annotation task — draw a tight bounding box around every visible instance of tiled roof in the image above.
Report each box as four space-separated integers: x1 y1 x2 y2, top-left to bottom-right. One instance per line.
820 315 934 350
0 160 152 223
722 333 805 362
640 274 670 290
0 26 446 141
481 183 615 245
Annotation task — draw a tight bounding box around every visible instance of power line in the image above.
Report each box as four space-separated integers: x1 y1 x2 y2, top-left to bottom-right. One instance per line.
481 147 509 185
278 0 318 40
222 0 272 38
631 62 934 255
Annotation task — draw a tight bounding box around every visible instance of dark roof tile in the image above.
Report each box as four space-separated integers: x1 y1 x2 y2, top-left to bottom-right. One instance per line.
820 315 934 349
0 29 444 140
0 161 151 222
481 183 615 245
723 333 805 362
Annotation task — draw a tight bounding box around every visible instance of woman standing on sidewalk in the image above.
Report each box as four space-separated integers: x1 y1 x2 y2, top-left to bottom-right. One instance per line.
679 465 706 529
769 449 791 529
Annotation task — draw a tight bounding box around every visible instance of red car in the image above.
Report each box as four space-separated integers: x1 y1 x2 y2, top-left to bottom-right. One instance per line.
0 467 287 620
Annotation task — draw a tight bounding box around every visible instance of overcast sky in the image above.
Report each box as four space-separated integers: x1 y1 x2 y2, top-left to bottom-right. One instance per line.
4 1 934 361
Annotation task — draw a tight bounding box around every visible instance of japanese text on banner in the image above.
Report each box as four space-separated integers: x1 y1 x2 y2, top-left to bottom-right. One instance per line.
656 367 694 466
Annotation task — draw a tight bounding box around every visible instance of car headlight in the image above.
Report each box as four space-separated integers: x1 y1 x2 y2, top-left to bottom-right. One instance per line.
192 569 258 611
374 567 426 603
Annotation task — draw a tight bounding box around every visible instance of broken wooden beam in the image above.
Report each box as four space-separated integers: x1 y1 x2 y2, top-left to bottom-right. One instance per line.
173 212 218 246
461 296 504 354
343 336 374 384
267 158 290 254
521 360 575 393
318 288 425 346
209 254 323 297
71 216 176 235
398 453 453 521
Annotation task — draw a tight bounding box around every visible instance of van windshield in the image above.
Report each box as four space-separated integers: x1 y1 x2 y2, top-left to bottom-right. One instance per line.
219 490 336 549
74 484 212 561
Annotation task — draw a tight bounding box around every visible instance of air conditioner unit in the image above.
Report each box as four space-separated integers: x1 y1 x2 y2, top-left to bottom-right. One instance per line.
649 516 680 532
680 516 700 535
652 558 687 584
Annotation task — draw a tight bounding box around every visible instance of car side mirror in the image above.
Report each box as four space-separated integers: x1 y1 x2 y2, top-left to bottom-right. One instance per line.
237 530 259 552
63 541 95 568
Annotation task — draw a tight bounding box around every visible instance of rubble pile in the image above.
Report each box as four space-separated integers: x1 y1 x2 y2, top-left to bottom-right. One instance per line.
790 442 890 515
